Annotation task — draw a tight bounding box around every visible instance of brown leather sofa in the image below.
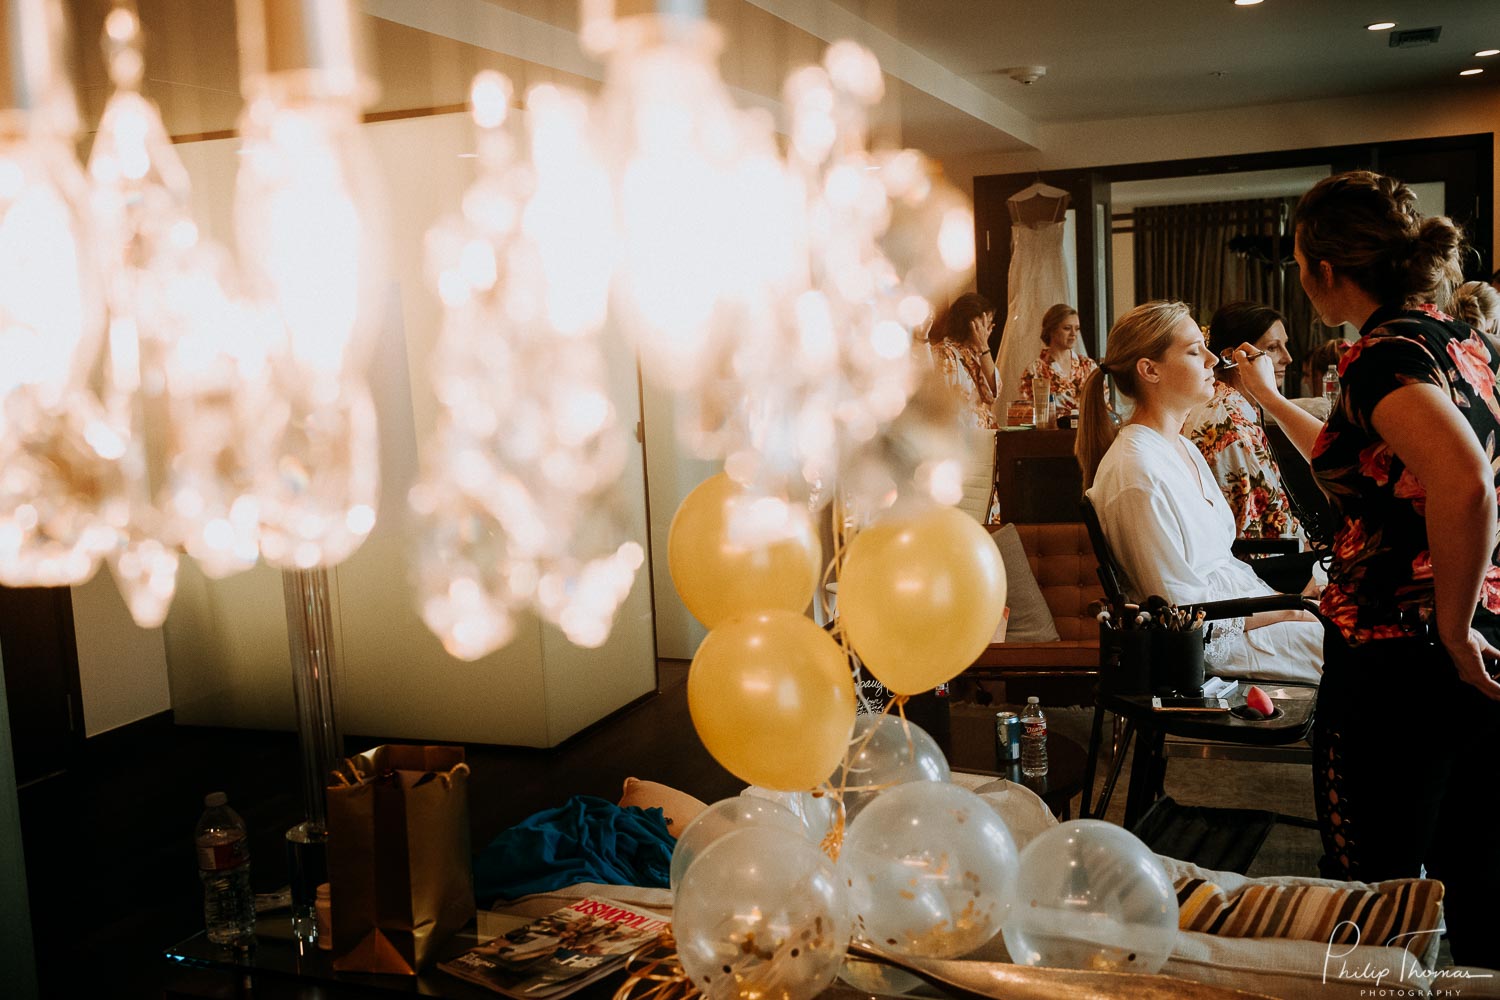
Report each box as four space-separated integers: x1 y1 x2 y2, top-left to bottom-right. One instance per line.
968 522 1104 682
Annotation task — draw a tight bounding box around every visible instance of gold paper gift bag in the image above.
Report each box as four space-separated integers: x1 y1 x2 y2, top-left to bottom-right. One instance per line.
327 745 476 974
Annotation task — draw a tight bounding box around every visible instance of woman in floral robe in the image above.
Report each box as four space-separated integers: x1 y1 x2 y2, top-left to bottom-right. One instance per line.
1184 301 1298 539
1016 303 1097 421
930 292 1002 520
930 292 1000 431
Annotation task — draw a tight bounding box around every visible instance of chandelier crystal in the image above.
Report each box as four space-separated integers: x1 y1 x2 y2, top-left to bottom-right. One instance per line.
412 74 643 660
232 0 384 570
692 40 976 524
0 0 114 588
87 4 267 625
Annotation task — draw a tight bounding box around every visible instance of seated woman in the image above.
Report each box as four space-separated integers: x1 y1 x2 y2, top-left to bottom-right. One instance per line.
930 292 1001 430
1183 301 1300 539
1016 303 1098 422
1449 279 1500 354
1075 300 1322 684
930 292 1002 521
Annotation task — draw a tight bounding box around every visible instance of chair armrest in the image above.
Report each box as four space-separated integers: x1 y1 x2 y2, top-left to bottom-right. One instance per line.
1242 550 1320 592
1231 537 1300 557
1193 594 1318 621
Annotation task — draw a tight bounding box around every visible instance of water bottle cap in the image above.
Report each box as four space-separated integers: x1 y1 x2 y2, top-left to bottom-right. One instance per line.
204 791 228 807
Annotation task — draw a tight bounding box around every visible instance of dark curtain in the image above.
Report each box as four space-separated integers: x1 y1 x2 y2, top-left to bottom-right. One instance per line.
1131 197 1339 394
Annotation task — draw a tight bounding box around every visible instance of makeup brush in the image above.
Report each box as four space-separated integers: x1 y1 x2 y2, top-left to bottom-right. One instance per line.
1215 349 1265 371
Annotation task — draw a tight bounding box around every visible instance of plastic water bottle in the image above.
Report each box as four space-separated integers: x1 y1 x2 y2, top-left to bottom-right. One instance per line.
1323 365 1340 407
1020 697 1048 777
195 791 255 946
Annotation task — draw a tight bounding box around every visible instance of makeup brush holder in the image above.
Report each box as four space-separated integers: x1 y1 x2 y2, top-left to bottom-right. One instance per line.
1101 623 1152 695
1153 628 1206 695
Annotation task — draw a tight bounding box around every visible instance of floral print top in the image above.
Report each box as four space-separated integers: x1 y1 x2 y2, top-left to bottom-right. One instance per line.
1017 348 1098 417
1311 304 1500 645
1184 381 1298 539
931 341 1000 430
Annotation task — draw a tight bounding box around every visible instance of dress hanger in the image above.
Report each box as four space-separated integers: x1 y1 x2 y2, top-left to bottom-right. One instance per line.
1009 179 1069 202
1008 178 1069 226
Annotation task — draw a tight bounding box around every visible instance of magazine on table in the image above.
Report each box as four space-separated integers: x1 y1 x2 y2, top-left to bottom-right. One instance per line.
440 896 670 998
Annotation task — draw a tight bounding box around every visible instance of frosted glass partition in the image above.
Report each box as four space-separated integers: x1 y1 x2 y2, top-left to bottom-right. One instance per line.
166 113 657 747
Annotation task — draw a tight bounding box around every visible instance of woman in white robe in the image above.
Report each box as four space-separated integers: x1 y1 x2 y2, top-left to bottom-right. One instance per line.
1077 301 1322 684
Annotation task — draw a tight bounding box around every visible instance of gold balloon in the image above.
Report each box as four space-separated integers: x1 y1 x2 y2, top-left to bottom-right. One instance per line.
839 506 1007 696
688 610 856 792
668 473 822 629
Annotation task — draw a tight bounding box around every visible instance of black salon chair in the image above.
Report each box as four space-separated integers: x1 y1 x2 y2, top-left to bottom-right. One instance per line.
1079 494 1316 636
1078 495 1322 871
1263 419 1338 552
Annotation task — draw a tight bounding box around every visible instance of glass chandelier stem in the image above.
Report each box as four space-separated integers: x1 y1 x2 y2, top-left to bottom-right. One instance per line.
282 566 342 830
281 566 341 945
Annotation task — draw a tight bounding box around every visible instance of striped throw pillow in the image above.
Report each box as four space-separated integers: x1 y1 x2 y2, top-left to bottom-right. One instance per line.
1175 876 1443 946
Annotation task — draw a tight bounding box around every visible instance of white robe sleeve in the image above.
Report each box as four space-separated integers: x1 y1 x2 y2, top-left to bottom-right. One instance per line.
1100 485 1214 606
1101 483 1255 672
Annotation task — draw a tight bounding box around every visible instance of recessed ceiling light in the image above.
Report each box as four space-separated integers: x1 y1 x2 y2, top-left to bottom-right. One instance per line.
1477 49 1500 57
1460 68 1484 76
1366 21 1397 31
1233 0 1263 6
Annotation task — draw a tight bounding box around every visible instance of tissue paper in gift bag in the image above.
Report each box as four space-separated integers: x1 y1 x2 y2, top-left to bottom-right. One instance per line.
327 745 475 974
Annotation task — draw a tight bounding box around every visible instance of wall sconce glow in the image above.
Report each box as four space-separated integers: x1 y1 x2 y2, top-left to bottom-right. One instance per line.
232 0 385 569
1366 21 1396 31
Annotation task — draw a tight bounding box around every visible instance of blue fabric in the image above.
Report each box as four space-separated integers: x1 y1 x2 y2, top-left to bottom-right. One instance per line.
473 795 675 904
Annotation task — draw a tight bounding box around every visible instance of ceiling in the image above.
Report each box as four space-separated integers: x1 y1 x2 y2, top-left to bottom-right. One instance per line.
63 0 1500 162
843 0 1500 124
1110 165 1335 210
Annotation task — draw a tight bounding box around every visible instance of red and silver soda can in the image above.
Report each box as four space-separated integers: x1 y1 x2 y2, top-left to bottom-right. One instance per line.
995 711 1021 763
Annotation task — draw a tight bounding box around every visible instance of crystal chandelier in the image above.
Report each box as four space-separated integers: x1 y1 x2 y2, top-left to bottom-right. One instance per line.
407 3 976 653
0 0 976 653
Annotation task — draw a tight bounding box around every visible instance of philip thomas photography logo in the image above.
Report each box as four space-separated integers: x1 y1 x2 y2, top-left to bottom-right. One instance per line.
1323 921 1493 996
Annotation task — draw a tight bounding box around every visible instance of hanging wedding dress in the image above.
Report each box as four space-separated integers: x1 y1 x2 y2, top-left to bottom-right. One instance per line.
996 183 1081 420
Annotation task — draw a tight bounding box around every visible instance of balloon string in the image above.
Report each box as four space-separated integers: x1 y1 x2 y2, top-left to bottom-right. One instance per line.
823 692 909 861
824 498 877 720
893 695 916 758
612 932 698 1000
819 494 849 625
821 498 918 859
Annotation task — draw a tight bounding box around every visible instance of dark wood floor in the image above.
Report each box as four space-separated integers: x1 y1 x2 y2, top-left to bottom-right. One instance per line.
17 660 739 998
